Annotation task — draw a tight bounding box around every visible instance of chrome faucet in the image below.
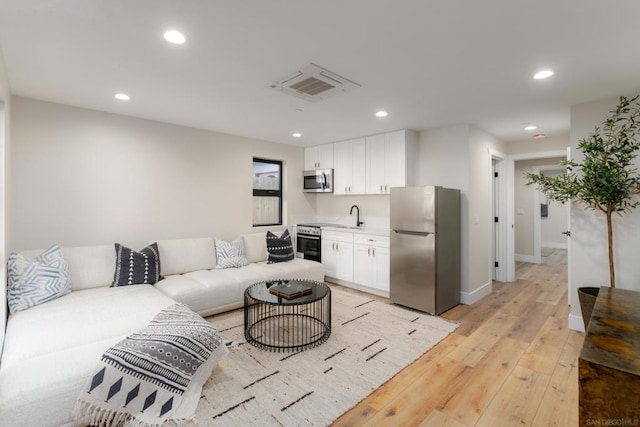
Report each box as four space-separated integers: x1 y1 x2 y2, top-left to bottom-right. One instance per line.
349 205 364 227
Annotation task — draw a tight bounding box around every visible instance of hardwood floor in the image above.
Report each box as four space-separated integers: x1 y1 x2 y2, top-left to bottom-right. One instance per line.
332 249 583 427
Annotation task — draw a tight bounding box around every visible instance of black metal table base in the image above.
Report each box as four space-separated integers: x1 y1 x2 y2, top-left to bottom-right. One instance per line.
244 280 331 352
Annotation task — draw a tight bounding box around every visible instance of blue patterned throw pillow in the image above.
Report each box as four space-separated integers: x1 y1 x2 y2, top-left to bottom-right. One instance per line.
266 229 294 263
215 238 249 269
112 243 162 287
7 244 71 314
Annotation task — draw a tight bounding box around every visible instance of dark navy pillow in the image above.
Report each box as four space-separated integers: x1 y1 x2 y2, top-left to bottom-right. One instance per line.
112 242 162 287
266 230 295 264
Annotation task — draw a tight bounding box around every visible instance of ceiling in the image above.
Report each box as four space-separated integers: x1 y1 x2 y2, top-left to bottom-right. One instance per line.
1 1 640 147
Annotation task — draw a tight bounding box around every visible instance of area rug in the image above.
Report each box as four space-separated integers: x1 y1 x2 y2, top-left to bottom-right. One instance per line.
194 286 459 426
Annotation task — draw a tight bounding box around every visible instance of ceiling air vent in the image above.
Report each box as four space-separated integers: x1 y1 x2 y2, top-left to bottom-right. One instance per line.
271 63 360 102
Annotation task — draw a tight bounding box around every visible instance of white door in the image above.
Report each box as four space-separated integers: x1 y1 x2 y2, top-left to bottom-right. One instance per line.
353 244 373 286
304 146 318 170
366 134 386 194
335 242 354 282
371 246 390 292
333 141 351 195
318 144 334 169
321 239 337 278
351 138 366 194
385 130 406 191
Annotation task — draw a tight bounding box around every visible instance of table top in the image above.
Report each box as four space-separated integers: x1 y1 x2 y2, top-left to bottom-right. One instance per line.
246 279 330 305
580 287 640 376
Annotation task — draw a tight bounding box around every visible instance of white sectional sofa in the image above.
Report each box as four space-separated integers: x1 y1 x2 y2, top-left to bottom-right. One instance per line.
0 232 324 426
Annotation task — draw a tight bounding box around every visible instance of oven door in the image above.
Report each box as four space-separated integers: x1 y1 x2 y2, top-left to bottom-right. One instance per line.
297 233 321 262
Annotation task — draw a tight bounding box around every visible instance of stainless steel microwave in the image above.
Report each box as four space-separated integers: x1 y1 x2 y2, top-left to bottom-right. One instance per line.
303 169 333 193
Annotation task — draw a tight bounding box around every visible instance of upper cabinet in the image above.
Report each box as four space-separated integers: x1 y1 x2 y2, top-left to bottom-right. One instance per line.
366 130 417 194
304 144 334 170
308 129 416 195
333 138 366 195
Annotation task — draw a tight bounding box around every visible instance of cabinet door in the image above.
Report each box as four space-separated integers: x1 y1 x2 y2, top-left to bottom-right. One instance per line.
318 144 334 169
333 140 351 195
371 246 390 291
335 242 354 282
366 134 386 194
385 130 407 191
353 244 374 286
304 146 318 170
321 239 337 278
351 138 366 194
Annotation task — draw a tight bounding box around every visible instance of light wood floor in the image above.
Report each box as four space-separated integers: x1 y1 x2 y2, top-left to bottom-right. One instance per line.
332 249 582 427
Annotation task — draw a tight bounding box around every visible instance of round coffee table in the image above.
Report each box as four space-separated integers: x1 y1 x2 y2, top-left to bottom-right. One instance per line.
244 279 331 352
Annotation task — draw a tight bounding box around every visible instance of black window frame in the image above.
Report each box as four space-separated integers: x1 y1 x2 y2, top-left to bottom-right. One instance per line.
252 157 283 227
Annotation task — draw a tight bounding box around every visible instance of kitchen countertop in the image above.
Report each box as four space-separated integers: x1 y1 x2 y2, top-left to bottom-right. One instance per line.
321 226 390 237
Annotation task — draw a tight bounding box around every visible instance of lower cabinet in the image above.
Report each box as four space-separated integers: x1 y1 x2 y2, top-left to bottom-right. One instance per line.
321 231 353 283
353 235 390 292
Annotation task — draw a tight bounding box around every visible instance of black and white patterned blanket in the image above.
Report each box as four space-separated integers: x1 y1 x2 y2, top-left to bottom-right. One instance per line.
74 303 227 427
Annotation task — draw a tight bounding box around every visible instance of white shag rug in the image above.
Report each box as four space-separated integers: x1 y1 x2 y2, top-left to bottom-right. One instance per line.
195 286 459 426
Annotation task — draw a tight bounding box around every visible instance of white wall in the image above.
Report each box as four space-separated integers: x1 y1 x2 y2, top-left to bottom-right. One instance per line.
468 126 507 299
569 95 640 330
0 47 11 355
414 124 506 303
10 97 315 250
507 134 570 155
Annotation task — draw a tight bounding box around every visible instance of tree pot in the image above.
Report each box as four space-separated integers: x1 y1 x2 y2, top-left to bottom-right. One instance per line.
578 287 600 330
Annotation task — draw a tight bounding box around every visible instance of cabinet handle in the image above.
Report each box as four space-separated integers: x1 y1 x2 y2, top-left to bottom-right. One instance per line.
373 248 376 256
368 247 371 256
385 184 388 192
345 186 348 192
380 185 383 192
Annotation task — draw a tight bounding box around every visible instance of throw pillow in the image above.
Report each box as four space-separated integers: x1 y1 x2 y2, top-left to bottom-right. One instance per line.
266 229 295 264
215 238 249 269
112 243 162 287
7 244 72 314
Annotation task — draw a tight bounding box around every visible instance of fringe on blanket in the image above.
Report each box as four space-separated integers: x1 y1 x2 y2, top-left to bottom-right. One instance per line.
73 399 197 427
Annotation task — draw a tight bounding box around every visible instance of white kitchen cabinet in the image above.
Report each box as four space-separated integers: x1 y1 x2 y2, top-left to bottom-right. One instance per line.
333 138 366 195
353 234 390 292
321 230 353 282
304 144 334 170
365 130 417 194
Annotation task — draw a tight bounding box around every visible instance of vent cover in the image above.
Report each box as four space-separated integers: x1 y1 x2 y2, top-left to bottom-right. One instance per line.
271 63 360 102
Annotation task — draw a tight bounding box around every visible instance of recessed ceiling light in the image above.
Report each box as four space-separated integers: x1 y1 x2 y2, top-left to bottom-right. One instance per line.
114 93 130 101
524 125 537 131
533 70 554 80
163 30 187 44
292 133 302 138
375 111 388 118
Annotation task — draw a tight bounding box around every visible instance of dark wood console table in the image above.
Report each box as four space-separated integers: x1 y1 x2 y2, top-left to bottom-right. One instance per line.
579 287 640 425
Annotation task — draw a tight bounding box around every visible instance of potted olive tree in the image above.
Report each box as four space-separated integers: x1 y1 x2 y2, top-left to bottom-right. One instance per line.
526 95 640 329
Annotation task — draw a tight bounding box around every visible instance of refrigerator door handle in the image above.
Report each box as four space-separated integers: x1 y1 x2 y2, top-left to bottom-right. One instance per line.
392 229 434 236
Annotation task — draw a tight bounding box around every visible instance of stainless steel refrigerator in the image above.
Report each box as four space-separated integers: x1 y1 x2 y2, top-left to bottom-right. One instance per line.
390 186 460 315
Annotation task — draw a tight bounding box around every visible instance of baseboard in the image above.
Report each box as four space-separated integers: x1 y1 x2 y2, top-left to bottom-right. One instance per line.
568 314 585 332
515 254 537 263
541 242 568 249
325 276 390 298
460 281 492 305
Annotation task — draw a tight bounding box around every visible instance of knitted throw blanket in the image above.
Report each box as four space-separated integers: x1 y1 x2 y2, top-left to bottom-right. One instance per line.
74 303 228 427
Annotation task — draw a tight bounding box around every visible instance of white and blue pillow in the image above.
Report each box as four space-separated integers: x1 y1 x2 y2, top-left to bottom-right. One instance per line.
7 244 71 314
215 238 249 269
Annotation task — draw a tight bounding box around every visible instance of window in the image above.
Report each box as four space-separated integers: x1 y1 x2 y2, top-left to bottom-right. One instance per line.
252 158 283 226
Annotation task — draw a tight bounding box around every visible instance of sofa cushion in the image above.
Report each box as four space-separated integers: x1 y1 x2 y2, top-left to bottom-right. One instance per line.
215 239 249 269
266 229 295 263
0 285 176 427
240 232 268 263
20 245 116 291
112 243 161 287
7 245 71 313
155 237 216 275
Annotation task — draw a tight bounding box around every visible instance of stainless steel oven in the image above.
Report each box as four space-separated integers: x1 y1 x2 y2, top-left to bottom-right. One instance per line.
296 225 322 262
